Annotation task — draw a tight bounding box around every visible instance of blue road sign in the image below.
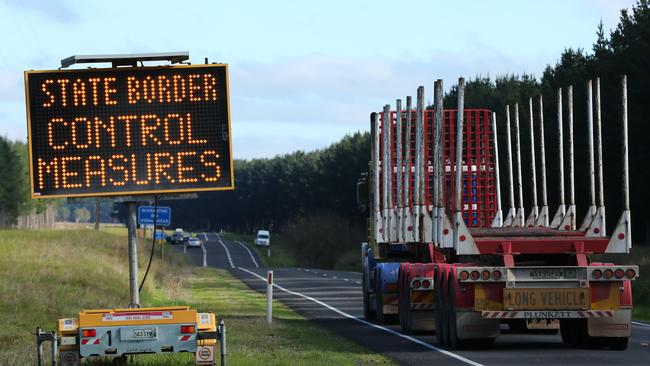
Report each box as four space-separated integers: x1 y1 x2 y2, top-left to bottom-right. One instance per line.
138 206 171 226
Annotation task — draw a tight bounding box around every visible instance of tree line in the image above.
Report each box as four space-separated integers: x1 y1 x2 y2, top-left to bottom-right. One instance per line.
121 1 650 251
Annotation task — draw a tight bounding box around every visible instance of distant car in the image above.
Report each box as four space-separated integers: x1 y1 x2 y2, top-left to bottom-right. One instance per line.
187 237 202 248
170 232 185 244
255 230 270 247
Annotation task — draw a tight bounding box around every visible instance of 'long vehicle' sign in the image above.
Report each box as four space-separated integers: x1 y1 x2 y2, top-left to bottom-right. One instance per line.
24 64 233 198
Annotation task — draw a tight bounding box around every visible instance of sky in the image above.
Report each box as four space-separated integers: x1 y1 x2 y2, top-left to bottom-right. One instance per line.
0 0 638 159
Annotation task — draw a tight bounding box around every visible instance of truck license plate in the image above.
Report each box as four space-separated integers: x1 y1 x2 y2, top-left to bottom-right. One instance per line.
503 288 589 310
529 268 577 280
133 328 157 339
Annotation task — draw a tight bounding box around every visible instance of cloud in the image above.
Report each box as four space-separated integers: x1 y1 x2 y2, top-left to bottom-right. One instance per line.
0 0 79 23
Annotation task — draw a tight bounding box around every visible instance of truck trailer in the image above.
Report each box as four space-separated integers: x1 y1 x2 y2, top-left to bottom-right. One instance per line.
360 76 638 350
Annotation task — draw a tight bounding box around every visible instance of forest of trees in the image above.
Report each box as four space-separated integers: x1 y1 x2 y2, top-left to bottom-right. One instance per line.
157 1 650 268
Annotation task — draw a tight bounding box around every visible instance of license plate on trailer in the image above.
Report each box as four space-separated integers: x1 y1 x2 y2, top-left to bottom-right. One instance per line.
503 288 589 310
132 328 157 339
528 268 577 280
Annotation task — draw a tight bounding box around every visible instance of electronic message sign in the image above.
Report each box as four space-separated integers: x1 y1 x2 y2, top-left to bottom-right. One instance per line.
24 64 233 198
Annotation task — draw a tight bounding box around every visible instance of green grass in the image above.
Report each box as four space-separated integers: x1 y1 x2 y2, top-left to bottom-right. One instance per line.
0 228 392 365
220 232 297 268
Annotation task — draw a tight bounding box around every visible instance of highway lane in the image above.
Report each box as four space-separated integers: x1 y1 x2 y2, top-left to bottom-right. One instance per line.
195 233 650 366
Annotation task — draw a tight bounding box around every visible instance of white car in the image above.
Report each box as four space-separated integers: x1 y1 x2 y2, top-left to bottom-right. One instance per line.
255 230 270 247
187 237 202 248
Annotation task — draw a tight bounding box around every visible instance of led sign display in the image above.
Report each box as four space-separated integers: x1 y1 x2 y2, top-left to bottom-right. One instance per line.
24 64 233 198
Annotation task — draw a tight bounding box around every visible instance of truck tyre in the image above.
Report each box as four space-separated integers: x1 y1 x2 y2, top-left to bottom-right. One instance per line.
441 274 451 347
435 274 445 346
362 273 375 320
375 275 386 324
399 273 412 334
560 319 579 346
588 336 628 350
447 277 462 349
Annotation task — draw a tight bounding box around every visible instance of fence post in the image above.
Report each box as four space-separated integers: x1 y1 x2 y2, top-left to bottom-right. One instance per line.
266 270 273 324
202 243 208 268
219 319 227 366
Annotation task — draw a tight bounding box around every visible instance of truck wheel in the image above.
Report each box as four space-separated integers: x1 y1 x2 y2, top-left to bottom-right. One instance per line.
362 274 375 320
375 278 386 324
560 319 578 345
435 275 445 346
399 273 411 333
441 275 451 347
588 337 628 350
447 277 463 349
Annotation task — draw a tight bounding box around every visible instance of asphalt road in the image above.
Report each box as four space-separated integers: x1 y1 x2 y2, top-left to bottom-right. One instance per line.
181 232 650 366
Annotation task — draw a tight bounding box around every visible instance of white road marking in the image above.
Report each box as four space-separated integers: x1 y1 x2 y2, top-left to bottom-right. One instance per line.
212 233 234 268
343 279 350 282
237 267 484 366
632 321 650 328
355 281 361 284
332 276 337 279
236 241 260 268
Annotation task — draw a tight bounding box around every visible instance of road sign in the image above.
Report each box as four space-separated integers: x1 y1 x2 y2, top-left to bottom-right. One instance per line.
138 206 171 226
195 345 215 365
25 64 234 198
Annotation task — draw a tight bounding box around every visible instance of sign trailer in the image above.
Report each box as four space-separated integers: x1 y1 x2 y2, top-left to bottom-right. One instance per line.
30 53 226 366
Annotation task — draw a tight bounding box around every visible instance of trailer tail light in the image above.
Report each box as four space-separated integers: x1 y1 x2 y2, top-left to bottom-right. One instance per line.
180 325 195 334
459 271 469 281
603 269 614 280
81 329 96 338
626 269 636 279
422 280 431 289
412 280 421 289
470 271 480 280
592 269 603 279
481 270 490 280
491 270 502 280
614 269 625 279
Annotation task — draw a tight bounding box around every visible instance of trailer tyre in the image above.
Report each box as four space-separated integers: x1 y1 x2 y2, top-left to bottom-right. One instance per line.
375 274 386 324
589 337 628 351
399 272 413 334
560 319 579 346
362 275 375 320
447 277 463 349
435 274 445 346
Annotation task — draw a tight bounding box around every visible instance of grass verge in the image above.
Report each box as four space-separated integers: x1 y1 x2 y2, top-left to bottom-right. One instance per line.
0 228 392 366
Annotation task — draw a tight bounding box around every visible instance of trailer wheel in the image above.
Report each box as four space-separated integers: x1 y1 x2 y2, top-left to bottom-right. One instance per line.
447 276 462 349
362 274 375 320
560 319 579 346
375 274 386 324
588 336 628 350
112 355 127 366
441 274 451 347
399 272 412 334
434 274 445 346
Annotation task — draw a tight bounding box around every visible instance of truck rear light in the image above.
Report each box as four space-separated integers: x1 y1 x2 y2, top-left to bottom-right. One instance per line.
180 325 195 334
459 271 469 281
626 268 636 279
421 280 431 289
592 269 603 279
470 271 480 280
491 270 502 280
412 280 421 289
603 269 614 280
614 269 625 279
481 270 490 280
81 329 96 338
